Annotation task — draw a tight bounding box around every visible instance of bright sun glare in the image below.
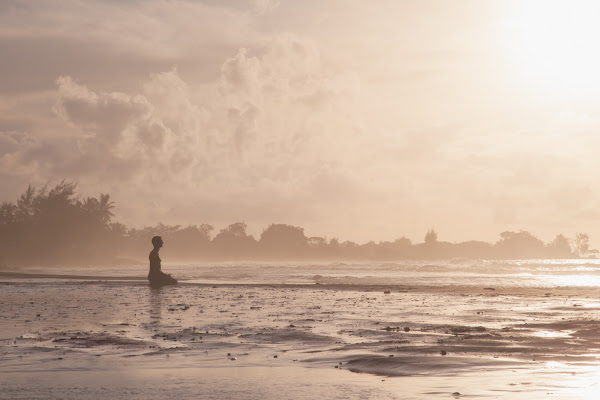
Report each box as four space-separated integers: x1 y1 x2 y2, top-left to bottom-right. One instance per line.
510 0 600 95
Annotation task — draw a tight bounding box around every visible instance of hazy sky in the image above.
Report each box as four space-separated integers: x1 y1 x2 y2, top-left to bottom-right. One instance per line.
2 0 600 244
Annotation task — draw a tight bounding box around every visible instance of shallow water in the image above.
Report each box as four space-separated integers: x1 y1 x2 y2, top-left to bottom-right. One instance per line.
3 260 600 399
12 258 600 287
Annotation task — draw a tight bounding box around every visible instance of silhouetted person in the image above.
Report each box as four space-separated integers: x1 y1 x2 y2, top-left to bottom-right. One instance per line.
148 236 177 287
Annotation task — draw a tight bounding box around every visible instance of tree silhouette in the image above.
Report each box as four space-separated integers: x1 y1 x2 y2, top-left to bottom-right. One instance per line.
495 231 544 259
0 181 126 264
575 233 590 258
79 194 115 225
424 228 438 246
0 182 596 264
546 234 573 258
16 185 37 222
108 222 127 237
213 222 256 258
97 194 116 223
259 224 307 258
0 202 17 225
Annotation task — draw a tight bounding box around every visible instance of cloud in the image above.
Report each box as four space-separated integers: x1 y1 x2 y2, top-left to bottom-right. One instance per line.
5 1 600 244
54 76 153 140
0 35 370 233
253 0 280 15
4 31 588 242
0 0 268 97
0 1 254 57
0 131 35 157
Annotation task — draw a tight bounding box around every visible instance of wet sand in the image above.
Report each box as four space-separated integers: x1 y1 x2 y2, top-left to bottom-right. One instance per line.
2 274 600 398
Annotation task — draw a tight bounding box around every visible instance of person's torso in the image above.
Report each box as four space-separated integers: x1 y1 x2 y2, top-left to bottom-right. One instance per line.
149 250 161 274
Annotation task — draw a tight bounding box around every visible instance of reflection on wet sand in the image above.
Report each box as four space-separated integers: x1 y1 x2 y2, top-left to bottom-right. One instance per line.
3 281 600 399
149 286 163 324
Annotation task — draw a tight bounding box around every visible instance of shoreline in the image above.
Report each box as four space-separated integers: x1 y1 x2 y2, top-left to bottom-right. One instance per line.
2 270 599 298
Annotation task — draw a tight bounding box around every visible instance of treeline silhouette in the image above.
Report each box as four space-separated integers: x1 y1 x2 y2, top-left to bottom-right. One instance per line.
0 181 596 266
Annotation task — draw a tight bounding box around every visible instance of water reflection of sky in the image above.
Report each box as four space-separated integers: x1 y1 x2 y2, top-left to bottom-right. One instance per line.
545 274 600 287
12 259 600 288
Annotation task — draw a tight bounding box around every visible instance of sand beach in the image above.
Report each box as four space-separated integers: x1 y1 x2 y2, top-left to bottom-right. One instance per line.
2 261 600 399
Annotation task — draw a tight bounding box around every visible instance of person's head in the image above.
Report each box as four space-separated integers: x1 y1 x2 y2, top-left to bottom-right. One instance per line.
151 236 163 249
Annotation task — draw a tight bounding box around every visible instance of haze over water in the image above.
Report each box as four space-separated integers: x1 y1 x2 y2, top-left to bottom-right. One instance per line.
13 259 600 288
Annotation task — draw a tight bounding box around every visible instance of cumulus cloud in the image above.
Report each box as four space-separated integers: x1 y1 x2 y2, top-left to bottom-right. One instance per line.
0 35 372 234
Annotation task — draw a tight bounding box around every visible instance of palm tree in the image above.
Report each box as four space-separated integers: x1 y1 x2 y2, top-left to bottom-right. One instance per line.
97 194 115 224
80 197 99 214
80 194 115 225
